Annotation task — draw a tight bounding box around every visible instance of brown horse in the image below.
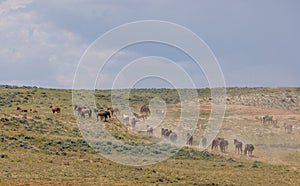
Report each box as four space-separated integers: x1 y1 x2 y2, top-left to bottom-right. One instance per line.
50 106 60 113
244 144 255 156
132 112 147 120
140 105 151 115
211 137 224 151
283 123 293 134
93 107 104 116
234 139 243 154
80 108 92 118
17 107 28 112
30 108 38 113
107 107 119 116
96 111 111 122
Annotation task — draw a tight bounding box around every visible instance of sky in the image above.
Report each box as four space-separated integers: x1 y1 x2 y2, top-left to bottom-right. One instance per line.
0 0 299 89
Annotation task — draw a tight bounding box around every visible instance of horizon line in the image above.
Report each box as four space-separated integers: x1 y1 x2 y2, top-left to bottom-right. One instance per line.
0 84 299 91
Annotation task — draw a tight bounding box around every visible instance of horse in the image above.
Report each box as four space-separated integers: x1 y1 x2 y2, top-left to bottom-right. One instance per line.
132 112 147 120
244 144 255 156
261 115 273 125
29 108 38 113
162 128 170 138
17 107 28 112
74 105 80 111
107 107 119 116
211 137 223 151
234 139 243 155
146 125 153 136
80 108 92 118
283 123 293 134
186 133 193 146
122 114 130 126
96 111 111 122
201 136 207 148
93 107 104 113
74 105 82 115
219 139 228 153
165 129 172 138
272 118 279 128
140 105 151 115
161 128 166 137
74 105 84 115
131 117 138 130
170 132 178 143
50 106 60 113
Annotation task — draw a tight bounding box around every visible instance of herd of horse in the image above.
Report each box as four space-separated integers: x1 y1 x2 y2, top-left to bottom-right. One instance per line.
74 105 113 122
259 115 278 125
17 106 59 113
258 115 294 134
15 104 296 158
73 104 151 124
186 135 254 156
130 105 151 121
212 138 254 156
211 137 229 153
160 128 178 143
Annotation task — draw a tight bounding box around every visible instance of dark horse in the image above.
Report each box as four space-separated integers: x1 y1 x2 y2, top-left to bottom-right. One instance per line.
17 106 28 112
50 106 60 113
140 105 151 115
211 137 223 150
234 139 243 155
244 144 255 156
97 111 111 122
186 133 193 146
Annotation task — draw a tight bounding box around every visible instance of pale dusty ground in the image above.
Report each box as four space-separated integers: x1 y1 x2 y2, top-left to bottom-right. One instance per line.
141 102 300 170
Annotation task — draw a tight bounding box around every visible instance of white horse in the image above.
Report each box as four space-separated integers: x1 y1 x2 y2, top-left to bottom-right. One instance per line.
122 114 130 126
146 125 153 136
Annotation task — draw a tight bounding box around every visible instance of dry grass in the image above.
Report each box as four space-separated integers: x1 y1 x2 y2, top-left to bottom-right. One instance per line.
0 86 299 185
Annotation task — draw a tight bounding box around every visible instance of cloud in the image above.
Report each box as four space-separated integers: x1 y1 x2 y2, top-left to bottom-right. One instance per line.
0 0 32 14
0 0 87 88
0 1 299 88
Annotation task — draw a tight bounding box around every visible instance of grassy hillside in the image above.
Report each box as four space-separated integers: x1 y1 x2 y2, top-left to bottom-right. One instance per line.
0 85 299 185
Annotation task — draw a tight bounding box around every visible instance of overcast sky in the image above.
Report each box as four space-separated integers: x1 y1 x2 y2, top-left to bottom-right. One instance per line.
0 0 299 89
